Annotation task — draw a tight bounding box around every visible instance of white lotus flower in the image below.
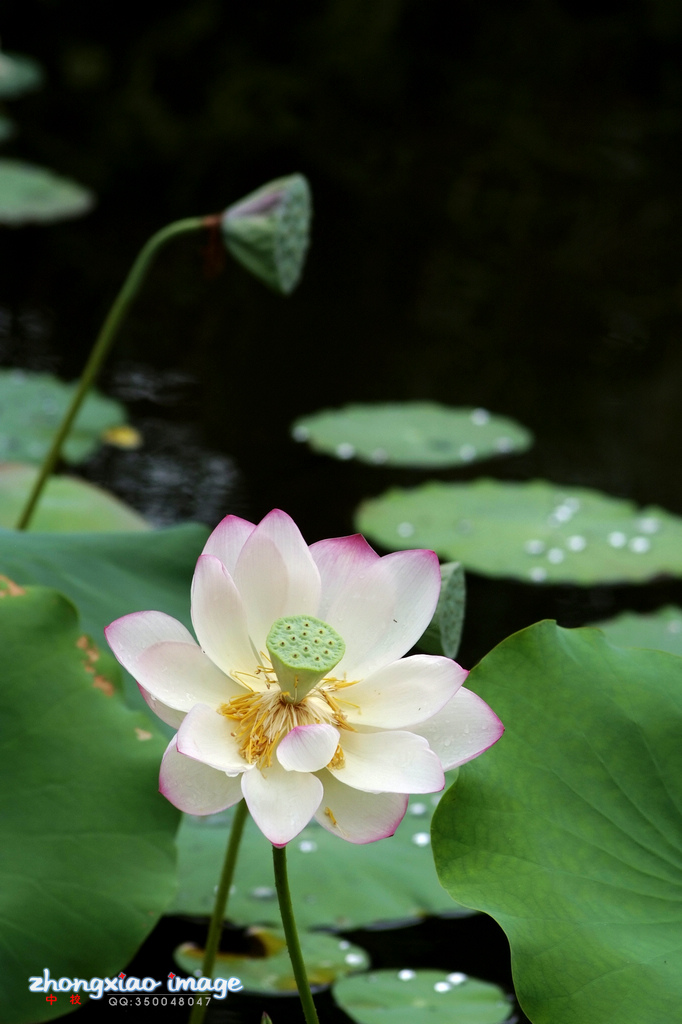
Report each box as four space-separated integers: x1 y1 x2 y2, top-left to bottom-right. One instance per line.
106 510 503 846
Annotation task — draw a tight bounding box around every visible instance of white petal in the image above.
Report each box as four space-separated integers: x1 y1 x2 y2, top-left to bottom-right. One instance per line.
409 686 504 770
233 510 321 650
314 773 408 843
241 760 323 846
159 736 243 815
105 610 195 675
176 704 250 774
277 724 340 772
342 655 466 728
135 641 243 712
322 549 441 680
330 730 444 794
191 554 257 676
138 684 186 729
202 514 256 575
310 534 380 619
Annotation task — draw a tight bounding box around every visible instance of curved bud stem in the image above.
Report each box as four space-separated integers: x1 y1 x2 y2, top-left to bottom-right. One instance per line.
15 214 214 530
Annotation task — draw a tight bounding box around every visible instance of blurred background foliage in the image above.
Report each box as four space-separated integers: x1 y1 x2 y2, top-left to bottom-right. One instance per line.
2 0 682 661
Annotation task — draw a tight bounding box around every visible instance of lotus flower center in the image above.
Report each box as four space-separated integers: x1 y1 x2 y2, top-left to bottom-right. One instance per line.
218 615 352 770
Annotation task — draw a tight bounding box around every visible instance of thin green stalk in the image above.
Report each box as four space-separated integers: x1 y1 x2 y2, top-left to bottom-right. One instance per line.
188 799 249 1024
15 214 217 530
272 844 320 1024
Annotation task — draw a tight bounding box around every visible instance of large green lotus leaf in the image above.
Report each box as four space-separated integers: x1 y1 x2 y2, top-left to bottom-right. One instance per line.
0 159 94 225
0 524 209 711
292 403 532 467
0 464 149 531
591 605 682 656
356 479 682 584
0 369 127 465
0 51 44 99
431 621 682 1024
333 970 513 1024
175 927 369 993
0 582 180 1023
173 788 468 931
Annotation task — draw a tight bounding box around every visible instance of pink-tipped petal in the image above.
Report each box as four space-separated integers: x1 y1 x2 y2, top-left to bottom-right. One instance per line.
409 686 504 771
330 730 444 794
105 610 195 675
233 510 321 649
343 655 467 728
310 534 380 619
176 704 249 774
191 554 257 677
159 736 243 815
322 548 442 680
202 514 256 575
138 684 186 729
241 760 323 846
135 641 242 713
277 724 340 772
314 773 408 843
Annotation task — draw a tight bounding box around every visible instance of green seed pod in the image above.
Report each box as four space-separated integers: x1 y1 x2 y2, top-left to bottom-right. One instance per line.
221 174 312 294
266 614 344 703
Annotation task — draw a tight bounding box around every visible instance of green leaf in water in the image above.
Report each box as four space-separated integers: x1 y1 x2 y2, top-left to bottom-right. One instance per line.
0 464 149 532
292 402 532 467
0 51 44 99
174 926 369 993
590 605 682 656
0 369 126 464
431 620 682 1024
333 969 513 1024
172 788 469 931
417 561 466 659
0 582 179 1023
356 478 682 584
0 158 94 225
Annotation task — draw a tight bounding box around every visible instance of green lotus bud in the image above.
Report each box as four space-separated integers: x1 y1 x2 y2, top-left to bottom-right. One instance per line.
221 174 311 295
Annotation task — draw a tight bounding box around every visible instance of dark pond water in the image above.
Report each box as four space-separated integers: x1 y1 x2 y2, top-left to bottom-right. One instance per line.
3 1 682 1020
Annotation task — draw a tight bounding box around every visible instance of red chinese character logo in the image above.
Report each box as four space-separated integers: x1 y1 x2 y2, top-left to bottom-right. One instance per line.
45 995 58 1005
70 995 81 1005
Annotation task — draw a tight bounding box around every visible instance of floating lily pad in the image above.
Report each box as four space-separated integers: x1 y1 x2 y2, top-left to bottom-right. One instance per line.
0 369 128 465
591 606 682 656
175 927 369 993
173 787 468 931
432 621 682 1024
0 583 179 1023
291 403 532 467
0 159 94 224
0 51 44 99
333 970 513 1024
356 479 682 585
0 464 149 532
